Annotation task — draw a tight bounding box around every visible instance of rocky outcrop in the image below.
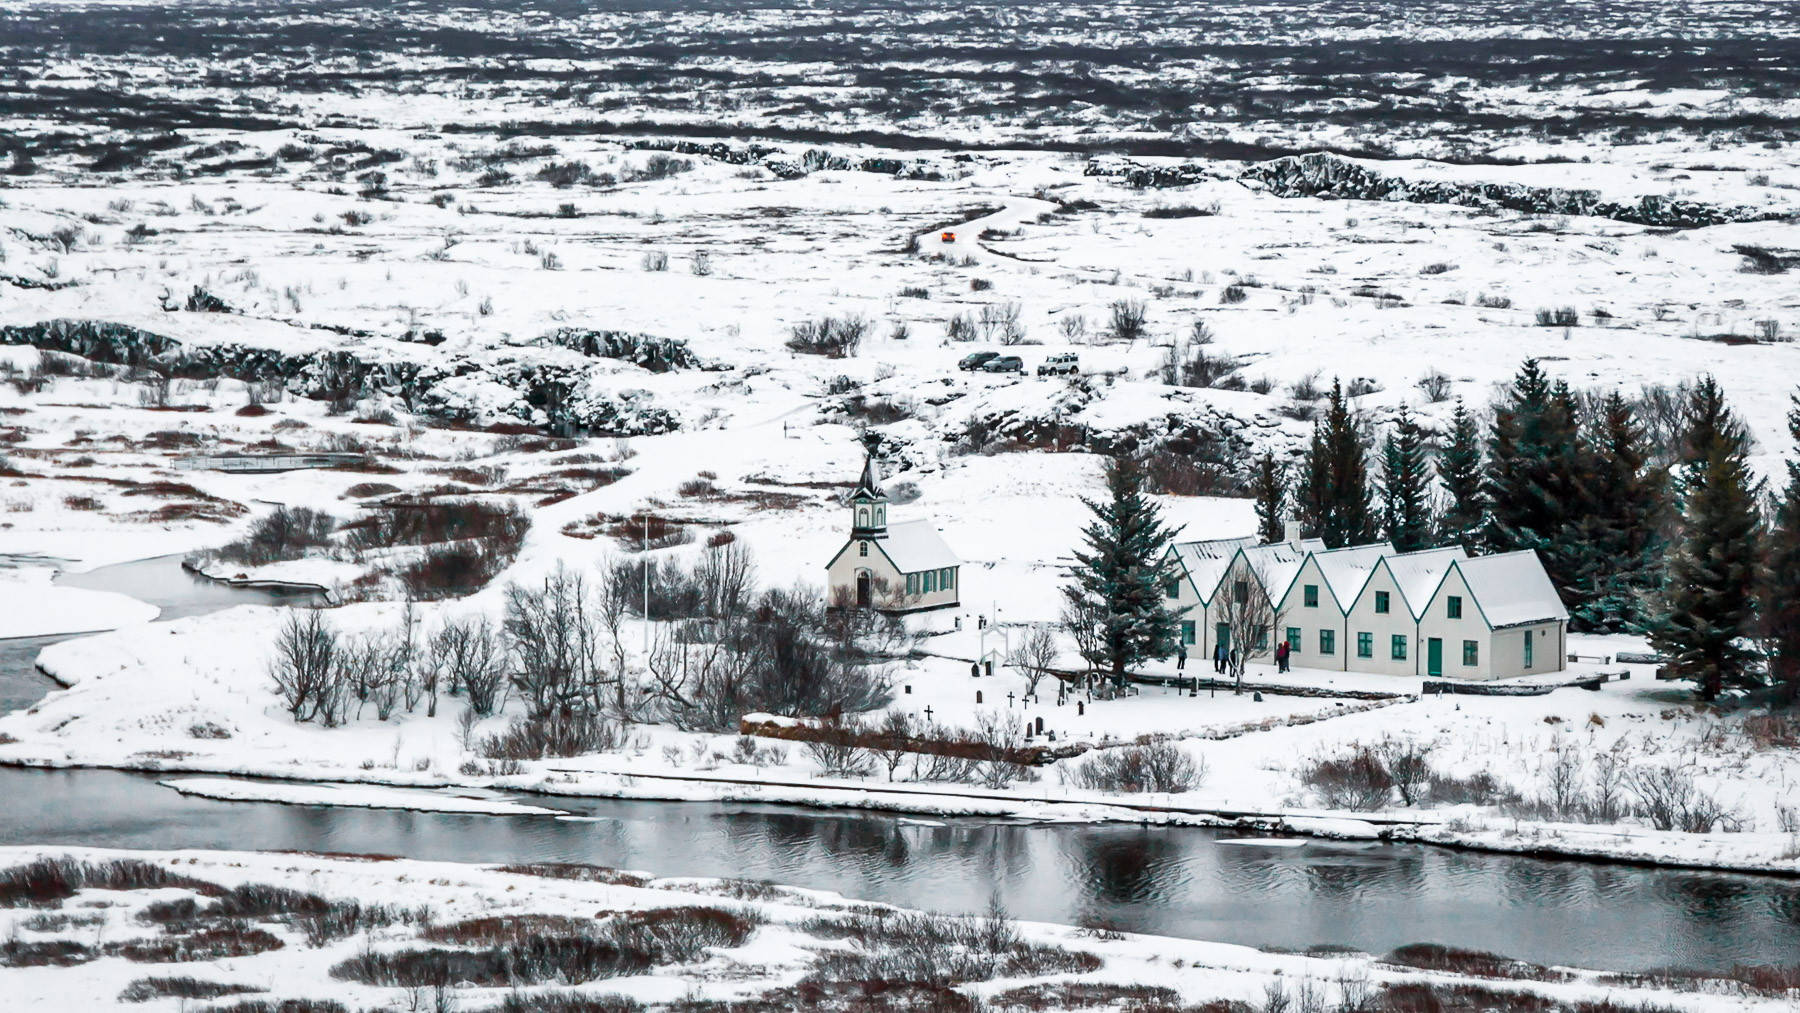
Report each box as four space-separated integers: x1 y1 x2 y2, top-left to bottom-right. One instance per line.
540 328 701 372
0 319 682 436
1238 153 1791 228
626 137 943 181
1087 152 1792 228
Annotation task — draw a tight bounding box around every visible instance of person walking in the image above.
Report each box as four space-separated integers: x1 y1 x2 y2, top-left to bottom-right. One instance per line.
1176 646 1187 672
1213 642 1228 674
1276 639 1290 674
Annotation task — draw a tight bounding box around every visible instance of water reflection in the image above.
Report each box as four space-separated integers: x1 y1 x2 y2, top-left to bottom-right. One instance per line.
0 768 1795 973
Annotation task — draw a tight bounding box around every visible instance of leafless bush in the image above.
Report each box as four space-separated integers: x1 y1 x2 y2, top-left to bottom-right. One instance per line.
215 505 336 565
1475 292 1513 309
1417 370 1452 402
1301 745 1395 810
787 315 869 358
478 709 626 760
980 301 1026 344
946 312 978 342
640 250 669 272
1535 306 1580 327
1068 740 1204 793
1105 299 1148 344
1627 762 1745 832
270 610 340 724
119 976 264 1004
430 615 507 716
801 898 1096 988
803 718 875 778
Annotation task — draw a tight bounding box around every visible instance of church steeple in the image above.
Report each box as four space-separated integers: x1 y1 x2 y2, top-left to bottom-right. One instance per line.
849 455 888 539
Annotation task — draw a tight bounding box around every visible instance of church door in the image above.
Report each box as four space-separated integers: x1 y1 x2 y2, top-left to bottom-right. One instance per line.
856 572 872 609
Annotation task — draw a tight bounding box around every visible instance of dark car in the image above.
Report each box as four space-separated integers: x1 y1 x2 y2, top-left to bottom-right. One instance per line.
981 355 1024 373
958 351 1000 371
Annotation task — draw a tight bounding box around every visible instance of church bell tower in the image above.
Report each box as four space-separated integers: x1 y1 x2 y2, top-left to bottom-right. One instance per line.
849 455 888 539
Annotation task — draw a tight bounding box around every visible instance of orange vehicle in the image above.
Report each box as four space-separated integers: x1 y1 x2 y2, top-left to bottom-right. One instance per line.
941 231 957 243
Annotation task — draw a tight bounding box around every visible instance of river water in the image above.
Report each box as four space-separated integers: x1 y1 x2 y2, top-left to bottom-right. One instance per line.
1 557 1797 973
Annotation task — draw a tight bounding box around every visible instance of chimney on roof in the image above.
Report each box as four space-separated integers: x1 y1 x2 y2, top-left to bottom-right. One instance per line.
1284 518 1302 548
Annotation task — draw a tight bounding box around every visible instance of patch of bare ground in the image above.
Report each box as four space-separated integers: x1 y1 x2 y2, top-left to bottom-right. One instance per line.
1383 944 1569 982
492 862 654 888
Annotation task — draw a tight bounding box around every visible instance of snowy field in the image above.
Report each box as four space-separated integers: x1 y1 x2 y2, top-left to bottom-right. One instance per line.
1 845 1795 1013
1 0 1799 917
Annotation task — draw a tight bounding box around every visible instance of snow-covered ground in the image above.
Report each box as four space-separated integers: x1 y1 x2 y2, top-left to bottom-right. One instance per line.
0 845 1792 1013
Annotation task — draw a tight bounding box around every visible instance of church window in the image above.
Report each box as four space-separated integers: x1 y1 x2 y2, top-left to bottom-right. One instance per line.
859 542 868 557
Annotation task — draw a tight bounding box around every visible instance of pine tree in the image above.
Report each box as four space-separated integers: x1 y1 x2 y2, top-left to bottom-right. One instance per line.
1647 377 1764 701
1252 451 1287 544
1062 453 1184 688
1764 394 1800 706
1485 359 1585 600
1436 398 1486 547
1567 392 1669 632
1381 404 1433 552
1296 379 1377 547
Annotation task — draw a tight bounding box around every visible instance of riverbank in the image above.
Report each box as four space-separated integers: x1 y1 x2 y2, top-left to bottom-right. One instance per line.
1 843 1795 1012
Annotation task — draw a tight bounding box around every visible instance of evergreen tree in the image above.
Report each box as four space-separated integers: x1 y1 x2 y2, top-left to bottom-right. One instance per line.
1764 394 1800 706
1436 398 1486 547
1381 404 1433 552
1485 359 1585 600
1062 453 1184 688
1647 377 1764 701
1567 392 1669 632
1252 451 1287 544
1296 379 1377 547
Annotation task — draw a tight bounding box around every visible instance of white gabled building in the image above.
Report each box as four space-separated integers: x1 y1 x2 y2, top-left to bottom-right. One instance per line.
1165 529 1567 680
825 457 961 614
1417 550 1569 680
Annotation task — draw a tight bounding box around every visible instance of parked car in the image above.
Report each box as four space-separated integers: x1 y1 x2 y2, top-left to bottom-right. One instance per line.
1037 353 1080 376
958 351 1000 371
981 355 1025 374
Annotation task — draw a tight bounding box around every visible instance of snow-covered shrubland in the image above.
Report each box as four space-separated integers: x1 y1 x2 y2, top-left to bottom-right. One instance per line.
2 847 1795 1013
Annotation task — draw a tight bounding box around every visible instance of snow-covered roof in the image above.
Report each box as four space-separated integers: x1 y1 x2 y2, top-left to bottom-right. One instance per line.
1449 550 1569 629
1312 542 1394 607
1241 539 1324 602
1171 536 1254 602
1380 545 1470 618
878 518 959 573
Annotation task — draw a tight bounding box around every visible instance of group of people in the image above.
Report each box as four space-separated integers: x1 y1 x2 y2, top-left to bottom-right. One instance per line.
1174 639 1293 675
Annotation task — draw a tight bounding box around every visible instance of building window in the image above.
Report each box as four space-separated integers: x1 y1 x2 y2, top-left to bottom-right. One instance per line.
1446 595 1462 619
1286 627 1302 653
905 573 917 595
1356 632 1373 658
1391 635 1408 661
1254 626 1269 651
1304 584 1319 608
1181 621 1196 645
875 506 884 526
1463 640 1479 666
1166 579 1181 599
1374 591 1390 615
859 541 868 557
923 571 936 593
1524 630 1534 669
858 508 868 527
1319 630 1335 655
941 568 955 591
1234 580 1249 604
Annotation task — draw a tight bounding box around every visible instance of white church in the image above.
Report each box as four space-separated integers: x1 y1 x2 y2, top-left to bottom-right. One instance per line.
824 457 961 613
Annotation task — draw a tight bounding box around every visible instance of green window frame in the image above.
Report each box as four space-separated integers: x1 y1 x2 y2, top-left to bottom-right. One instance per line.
1234 580 1250 604
1180 621 1196 645
942 568 955 590
1286 627 1302 653
905 573 917 595
1462 639 1479 666
1304 584 1319 608
1524 630 1534 669
1319 630 1336 655
1356 632 1373 658
1374 590 1390 615
1446 595 1462 619
923 571 936 593
1166 579 1181 599
1391 635 1408 661
1254 626 1269 651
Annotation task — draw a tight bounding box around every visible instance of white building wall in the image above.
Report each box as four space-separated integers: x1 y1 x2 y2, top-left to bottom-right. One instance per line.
1417 568 1489 680
1163 553 1208 661
1485 623 1566 679
1278 556 1344 671
1342 564 1419 677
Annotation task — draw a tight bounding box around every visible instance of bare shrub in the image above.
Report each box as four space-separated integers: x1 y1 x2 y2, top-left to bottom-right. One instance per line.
478 709 626 760
803 718 875 778
1301 745 1394 810
1068 740 1204 794
119 976 264 1004
1627 762 1745 833
640 250 669 272
787 315 869 358
214 505 335 565
431 615 507 716
270 610 339 724
1534 306 1580 327
1417 370 1452 402
801 900 1097 988
1105 299 1148 344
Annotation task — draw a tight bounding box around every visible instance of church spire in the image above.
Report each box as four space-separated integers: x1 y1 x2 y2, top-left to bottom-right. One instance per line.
849 454 888 538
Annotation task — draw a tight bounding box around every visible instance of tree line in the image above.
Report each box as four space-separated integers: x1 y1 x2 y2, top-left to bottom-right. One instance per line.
1067 360 1800 704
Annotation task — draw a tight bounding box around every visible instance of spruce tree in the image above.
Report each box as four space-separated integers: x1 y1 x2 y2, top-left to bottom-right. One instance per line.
1296 379 1377 547
1647 377 1764 701
1436 398 1486 547
1485 359 1585 600
1568 392 1668 632
1381 404 1433 552
1765 394 1800 706
1252 451 1287 544
1062 453 1184 688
